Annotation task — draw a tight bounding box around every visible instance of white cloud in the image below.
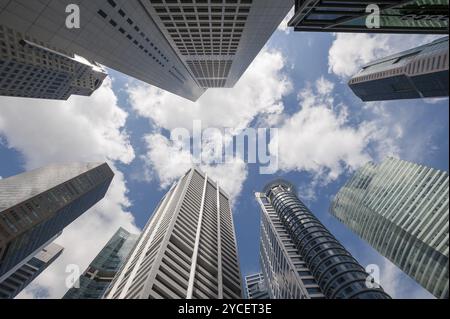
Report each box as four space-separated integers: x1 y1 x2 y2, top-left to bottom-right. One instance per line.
128 49 292 133
273 77 398 186
128 49 291 201
0 79 138 298
143 133 247 201
0 79 134 167
328 33 442 80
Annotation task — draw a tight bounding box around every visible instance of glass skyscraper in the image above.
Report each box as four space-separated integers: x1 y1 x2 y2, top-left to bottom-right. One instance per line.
331 157 449 299
244 273 269 299
348 36 448 101
63 227 138 299
0 162 114 282
0 242 63 299
256 180 390 299
289 0 449 34
104 168 242 299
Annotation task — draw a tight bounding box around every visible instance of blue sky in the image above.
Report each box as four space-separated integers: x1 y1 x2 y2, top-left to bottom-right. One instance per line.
0 19 448 299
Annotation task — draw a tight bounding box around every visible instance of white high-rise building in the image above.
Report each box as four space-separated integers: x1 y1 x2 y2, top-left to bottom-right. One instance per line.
0 24 107 100
0 0 293 101
104 168 243 299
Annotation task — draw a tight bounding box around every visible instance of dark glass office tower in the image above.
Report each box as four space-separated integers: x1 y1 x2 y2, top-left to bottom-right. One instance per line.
0 163 114 281
288 1 449 34
258 180 390 299
63 227 138 299
349 36 448 101
0 242 63 299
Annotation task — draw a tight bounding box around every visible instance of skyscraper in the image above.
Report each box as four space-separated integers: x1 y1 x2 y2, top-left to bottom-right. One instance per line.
330 157 449 299
0 242 63 299
63 227 138 299
0 0 293 101
288 1 449 34
348 36 449 102
256 180 390 299
0 162 114 281
244 273 269 299
0 24 107 100
104 168 243 299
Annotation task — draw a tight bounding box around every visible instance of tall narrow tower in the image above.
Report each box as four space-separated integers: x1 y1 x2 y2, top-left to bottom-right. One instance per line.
331 157 449 299
257 180 390 299
63 227 138 299
0 162 114 281
104 168 242 299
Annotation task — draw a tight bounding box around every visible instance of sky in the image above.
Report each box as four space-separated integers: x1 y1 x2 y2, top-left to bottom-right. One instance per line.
0 14 448 299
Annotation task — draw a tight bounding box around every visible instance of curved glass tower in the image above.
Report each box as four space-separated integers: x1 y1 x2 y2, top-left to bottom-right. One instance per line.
263 180 390 299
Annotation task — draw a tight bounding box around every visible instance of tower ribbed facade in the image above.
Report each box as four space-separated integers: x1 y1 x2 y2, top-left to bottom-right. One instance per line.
259 180 390 299
104 168 242 299
331 157 448 299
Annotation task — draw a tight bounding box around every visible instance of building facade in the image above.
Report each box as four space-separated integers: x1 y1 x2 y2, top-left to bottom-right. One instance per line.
0 24 106 100
0 162 114 281
288 1 449 34
257 180 390 299
104 168 242 299
0 242 63 299
63 227 138 299
244 273 269 299
349 36 449 101
0 0 292 101
331 157 449 299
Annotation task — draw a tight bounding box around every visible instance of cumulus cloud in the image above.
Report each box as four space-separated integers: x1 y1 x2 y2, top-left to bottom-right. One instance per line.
128 49 291 200
328 33 442 80
273 77 398 188
0 79 138 298
128 49 292 132
143 133 247 200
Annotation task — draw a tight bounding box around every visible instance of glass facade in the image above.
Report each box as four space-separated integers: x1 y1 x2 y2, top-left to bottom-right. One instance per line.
63 227 138 299
244 273 269 299
0 242 63 299
289 0 449 34
331 157 449 299
349 36 448 101
259 180 390 299
0 163 114 281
